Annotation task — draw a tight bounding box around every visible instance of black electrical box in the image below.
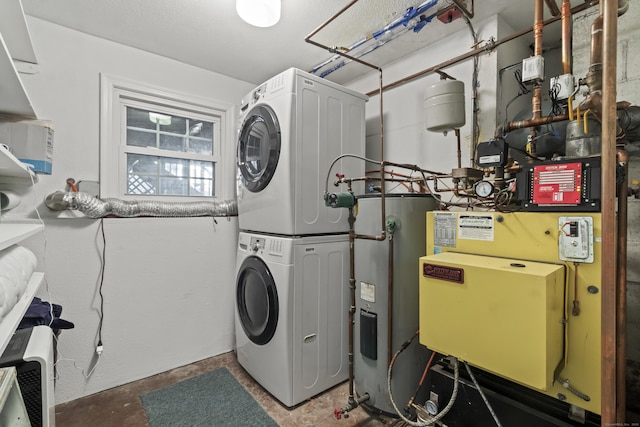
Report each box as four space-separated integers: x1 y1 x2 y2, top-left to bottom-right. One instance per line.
476 139 508 168
359 309 377 360
516 157 601 212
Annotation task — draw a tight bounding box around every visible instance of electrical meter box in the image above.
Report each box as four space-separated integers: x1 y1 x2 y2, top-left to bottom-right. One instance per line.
0 120 54 174
419 251 565 391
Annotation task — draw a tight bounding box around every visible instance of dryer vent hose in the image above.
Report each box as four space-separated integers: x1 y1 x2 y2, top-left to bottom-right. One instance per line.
44 191 237 218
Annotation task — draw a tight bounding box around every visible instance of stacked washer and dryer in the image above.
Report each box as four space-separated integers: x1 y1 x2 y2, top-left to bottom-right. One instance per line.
234 68 368 407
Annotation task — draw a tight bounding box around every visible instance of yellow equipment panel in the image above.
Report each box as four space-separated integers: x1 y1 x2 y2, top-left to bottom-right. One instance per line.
420 252 565 392
423 211 602 414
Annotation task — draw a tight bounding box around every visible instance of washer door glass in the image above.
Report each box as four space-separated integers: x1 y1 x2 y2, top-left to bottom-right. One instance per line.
236 256 279 345
237 105 281 193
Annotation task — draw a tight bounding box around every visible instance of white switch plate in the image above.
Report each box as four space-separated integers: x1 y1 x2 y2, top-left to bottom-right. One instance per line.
558 216 594 263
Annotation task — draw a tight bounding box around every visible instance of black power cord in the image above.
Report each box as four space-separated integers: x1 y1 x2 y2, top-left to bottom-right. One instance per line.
96 218 106 353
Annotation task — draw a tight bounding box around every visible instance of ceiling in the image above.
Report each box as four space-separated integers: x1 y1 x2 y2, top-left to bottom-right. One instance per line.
21 0 582 86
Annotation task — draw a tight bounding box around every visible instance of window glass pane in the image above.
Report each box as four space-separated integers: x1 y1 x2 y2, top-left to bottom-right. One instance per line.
159 115 187 135
190 178 213 197
190 160 213 178
128 153 158 174
127 107 157 130
127 129 156 148
188 121 213 139
159 134 185 152
160 177 188 195
128 174 157 195
160 157 189 177
187 138 213 155
118 95 220 199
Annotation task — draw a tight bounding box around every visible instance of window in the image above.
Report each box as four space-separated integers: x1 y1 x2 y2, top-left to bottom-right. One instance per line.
100 74 234 201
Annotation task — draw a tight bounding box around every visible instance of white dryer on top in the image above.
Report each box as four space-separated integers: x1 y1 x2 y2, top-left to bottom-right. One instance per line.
236 67 367 236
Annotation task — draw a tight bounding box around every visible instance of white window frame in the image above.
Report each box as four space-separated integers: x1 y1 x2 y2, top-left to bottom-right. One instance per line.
99 73 235 201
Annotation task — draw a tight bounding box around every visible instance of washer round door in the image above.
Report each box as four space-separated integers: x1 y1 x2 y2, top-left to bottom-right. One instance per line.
237 104 281 193
236 256 279 345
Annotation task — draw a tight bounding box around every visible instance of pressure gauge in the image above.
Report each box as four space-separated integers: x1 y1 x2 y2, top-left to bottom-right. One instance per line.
425 400 439 415
474 180 494 198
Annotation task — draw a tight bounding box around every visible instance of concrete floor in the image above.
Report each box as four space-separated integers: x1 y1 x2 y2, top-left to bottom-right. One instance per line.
54 351 396 427
54 351 640 426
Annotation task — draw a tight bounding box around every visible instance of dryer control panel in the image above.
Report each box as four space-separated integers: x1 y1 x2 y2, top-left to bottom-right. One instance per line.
250 236 265 253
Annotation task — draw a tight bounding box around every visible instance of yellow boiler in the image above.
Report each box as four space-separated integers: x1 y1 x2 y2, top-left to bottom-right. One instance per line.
421 211 602 415
419 251 565 391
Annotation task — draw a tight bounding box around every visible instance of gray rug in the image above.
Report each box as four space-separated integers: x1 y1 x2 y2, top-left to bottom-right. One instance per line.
141 367 279 427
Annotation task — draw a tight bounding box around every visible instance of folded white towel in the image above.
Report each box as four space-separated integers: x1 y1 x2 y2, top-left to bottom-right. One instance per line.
0 245 38 313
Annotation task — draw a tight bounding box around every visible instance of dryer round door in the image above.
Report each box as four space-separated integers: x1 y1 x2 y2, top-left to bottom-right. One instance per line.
236 256 279 345
237 105 281 193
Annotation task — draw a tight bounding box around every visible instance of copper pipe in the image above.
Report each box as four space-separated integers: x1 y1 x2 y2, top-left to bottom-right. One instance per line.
455 129 462 169
587 15 604 93
545 0 561 16
363 2 590 97
528 0 545 157
304 1 384 93
572 262 581 316
506 114 569 132
387 234 394 365
304 0 358 49
382 161 446 177
533 0 545 56
561 0 572 74
616 148 628 420
600 0 619 422
347 210 357 402
531 85 543 121
377 69 387 242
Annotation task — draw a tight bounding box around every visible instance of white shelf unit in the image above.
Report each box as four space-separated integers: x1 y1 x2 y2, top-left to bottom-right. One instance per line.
0 272 44 357
0 0 38 119
0 222 43 252
0 2 45 422
0 143 37 183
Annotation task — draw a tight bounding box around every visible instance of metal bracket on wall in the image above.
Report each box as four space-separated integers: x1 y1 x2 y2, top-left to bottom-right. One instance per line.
451 0 474 18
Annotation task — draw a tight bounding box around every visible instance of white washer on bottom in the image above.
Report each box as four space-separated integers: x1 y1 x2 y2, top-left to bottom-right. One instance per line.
234 231 349 407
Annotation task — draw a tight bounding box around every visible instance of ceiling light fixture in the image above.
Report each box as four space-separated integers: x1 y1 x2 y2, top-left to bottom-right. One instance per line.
236 0 281 28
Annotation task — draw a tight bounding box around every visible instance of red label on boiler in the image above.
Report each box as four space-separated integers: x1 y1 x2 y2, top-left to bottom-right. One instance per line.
532 163 582 205
423 263 464 284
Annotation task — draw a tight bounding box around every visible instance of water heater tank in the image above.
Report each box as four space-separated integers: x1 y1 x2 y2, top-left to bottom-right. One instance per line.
424 79 465 132
353 193 439 415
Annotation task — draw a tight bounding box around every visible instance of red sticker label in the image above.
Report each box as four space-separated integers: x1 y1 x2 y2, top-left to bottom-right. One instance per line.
423 263 464 284
532 162 582 205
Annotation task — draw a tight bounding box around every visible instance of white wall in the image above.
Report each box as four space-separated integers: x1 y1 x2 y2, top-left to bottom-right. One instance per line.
7 17 254 403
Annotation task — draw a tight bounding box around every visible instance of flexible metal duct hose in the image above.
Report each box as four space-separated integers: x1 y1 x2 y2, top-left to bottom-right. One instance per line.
44 191 237 218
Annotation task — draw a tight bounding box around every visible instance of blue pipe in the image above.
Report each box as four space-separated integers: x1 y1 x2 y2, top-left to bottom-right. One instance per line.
312 0 439 77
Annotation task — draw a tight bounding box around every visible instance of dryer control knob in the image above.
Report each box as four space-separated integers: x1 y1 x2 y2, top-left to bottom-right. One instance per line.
251 243 260 252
